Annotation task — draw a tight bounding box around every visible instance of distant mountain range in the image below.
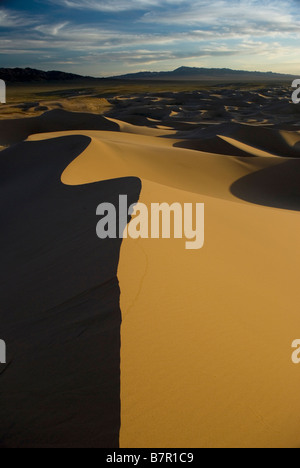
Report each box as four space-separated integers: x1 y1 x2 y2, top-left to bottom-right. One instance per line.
111 66 295 81
0 67 93 83
0 66 295 83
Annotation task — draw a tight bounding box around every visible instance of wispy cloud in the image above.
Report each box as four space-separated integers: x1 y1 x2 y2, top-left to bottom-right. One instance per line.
0 8 39 27
1 21 296 64
47 0 178 12
1 0 300 75
141 0 300 34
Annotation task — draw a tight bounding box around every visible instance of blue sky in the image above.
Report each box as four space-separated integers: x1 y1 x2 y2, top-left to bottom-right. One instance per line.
0 0 300 76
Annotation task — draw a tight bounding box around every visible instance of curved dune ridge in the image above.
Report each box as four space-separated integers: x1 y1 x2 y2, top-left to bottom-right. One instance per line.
1 108 300 448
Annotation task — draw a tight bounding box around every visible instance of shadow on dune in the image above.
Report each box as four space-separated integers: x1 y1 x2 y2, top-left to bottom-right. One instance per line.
174 137 255 157
231 159 300 211
173 123 300 158
0 135 141 447
0 109 120 147
224 125 300 158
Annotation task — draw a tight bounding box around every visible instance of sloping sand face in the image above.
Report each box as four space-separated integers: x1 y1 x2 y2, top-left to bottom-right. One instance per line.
57 126 300 448
1 88 300 448
0 135 141 447
119 183 300 448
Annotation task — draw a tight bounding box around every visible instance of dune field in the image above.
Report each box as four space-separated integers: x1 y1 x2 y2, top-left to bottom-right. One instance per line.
1 83 300 448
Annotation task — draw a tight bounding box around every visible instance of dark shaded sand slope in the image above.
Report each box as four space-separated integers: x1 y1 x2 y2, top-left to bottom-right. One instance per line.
0 109 119 147
174 124 300 158
0 136 141 448
231 159 300 211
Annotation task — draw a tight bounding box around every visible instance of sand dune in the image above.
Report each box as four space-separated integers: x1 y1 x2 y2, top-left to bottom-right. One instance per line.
28 128 281 202
0 109 119 147
0 91 112 120
0 135 141 447
106 87 300 128
1 86 300 448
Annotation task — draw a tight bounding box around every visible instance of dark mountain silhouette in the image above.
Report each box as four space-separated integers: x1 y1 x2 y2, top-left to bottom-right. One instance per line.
110 66 295 81
0 66 295 83
0 67 94 83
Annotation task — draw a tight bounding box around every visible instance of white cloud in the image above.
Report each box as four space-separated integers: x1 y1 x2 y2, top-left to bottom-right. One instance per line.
1 20 298 65
0 8 39 27
48 0 183 12
141 0 300 35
